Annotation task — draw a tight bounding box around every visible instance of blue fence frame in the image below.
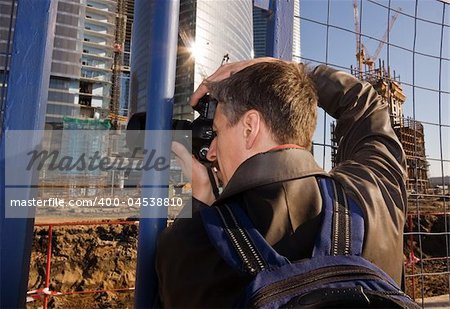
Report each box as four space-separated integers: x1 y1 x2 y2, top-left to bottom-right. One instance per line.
0 0 57 307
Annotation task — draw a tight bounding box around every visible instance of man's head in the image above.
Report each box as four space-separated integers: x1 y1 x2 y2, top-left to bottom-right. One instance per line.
208 61 317 147
205 61 318 185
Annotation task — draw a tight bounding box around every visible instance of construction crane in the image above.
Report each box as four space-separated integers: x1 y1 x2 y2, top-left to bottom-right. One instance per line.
353 0 364 78
353 0 401 75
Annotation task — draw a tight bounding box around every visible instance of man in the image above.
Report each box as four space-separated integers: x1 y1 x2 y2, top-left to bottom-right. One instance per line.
156 58 407 307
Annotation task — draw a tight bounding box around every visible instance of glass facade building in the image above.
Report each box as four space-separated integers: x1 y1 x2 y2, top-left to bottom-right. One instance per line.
252 7 269 59
117 0 133 118
119 72 130 116
131 0 253 118
292 0 301 63
173 0 254 119
128 0 152 115
253 0 301 62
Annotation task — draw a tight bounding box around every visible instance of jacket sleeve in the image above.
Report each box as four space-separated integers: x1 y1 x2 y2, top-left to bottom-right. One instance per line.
309 65 407 283
309 65 407 210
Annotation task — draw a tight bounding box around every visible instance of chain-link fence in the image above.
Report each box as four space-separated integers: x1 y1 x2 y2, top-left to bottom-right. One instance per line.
1 0 449 306
300 0 449 304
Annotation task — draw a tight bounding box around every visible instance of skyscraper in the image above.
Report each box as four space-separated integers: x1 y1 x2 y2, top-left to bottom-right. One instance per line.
1 0 123 125
129 0 254 119
292 0 301 63
110 0 134 124
46 0 117 124
253 0 301 62
252 7 269 59
118 0 134 118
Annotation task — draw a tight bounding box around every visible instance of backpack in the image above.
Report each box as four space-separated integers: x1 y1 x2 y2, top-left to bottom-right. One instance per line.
200 177 419 308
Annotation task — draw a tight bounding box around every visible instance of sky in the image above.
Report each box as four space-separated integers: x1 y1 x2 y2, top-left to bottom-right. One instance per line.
299 0 450 177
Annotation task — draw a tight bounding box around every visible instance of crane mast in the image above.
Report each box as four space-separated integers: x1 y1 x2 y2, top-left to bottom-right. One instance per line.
353 0 400 75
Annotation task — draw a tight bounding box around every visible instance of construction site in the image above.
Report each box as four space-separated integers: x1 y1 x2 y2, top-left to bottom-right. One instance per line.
1 0 449 308
347 62 432 195
330 0 432 196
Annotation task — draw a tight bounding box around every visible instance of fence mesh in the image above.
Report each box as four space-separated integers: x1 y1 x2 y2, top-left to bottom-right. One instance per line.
1 0 449 307
300 0 450 303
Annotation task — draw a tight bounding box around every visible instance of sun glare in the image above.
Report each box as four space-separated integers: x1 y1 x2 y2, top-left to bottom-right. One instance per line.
188 41 202 60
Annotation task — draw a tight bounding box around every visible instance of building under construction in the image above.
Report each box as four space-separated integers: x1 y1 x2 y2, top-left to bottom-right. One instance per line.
332 0 430 194
110 0 134 127
331 61 429 194
369 63 429 194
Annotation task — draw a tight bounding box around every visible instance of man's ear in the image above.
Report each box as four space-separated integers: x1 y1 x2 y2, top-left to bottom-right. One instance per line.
242 110 261 149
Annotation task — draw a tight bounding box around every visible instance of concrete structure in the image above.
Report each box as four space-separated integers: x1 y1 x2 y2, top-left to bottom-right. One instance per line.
369 64 406 128
1 0 124 125
369 64 429 194
332 63 430 194
422 294 450 308
395 118 429 193
46 0 117 124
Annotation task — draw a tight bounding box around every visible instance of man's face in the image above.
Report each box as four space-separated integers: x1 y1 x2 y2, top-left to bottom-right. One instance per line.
206 104 246 187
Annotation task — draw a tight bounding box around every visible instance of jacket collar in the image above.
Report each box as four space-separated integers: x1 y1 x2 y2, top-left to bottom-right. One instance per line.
214 148 328 204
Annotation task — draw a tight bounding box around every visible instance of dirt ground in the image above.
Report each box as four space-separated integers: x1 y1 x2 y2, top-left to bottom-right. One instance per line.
27 223 137 308
27 197 449 308
403 197 450 300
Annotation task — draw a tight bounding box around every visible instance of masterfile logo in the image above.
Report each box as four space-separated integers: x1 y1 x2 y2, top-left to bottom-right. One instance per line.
4 130 193 219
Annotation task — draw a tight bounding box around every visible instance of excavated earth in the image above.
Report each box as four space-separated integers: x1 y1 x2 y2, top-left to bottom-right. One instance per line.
27 198 449 308
27 223 137 308
404 200 450 300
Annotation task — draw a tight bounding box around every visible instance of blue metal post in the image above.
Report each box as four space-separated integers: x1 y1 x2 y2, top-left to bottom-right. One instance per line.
0 0 57 307
258 0 295 60
133 0 180 307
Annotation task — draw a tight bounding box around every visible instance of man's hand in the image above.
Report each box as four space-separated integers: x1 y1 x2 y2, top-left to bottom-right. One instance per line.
171 141 216 206
182 57 280 203
190 57 279 107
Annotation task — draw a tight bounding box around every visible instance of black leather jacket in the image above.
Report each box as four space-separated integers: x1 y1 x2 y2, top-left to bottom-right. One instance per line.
156 65 407 308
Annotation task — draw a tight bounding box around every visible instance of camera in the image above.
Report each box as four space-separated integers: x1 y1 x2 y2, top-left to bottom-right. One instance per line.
126 95 218 163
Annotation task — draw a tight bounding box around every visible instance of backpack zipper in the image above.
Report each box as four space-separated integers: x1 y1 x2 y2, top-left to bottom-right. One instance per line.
250 265 402 307
224 205 266 272
216 205 267 274
331 180 351 256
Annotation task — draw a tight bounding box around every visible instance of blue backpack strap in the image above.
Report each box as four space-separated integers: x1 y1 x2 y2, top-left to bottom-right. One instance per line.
200 177 365 275
313 177 365 257
200 201 289 276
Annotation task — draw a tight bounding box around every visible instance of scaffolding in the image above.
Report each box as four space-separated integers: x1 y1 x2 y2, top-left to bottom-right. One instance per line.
396 118 429 194
368 63 429 194
110 0 127 128
330 60 431 195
